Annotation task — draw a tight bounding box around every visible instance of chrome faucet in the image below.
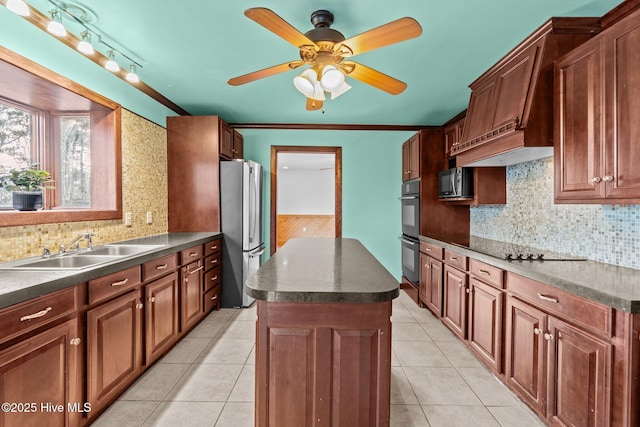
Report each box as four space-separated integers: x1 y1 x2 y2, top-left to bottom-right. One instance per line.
59 233 95 254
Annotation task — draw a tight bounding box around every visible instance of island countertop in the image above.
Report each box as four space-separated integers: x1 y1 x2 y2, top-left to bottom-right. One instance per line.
246 238 399 303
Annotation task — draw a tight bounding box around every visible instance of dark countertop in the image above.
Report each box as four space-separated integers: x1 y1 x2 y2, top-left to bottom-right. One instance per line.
246 238 400 303
420 235 640 313
0 232 222 309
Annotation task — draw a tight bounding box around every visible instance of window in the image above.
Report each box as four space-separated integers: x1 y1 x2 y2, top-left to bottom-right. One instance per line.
0 46 121 226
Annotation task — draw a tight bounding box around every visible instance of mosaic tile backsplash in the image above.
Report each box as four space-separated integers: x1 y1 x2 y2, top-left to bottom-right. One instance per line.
471 157 640 269
0 109 168 262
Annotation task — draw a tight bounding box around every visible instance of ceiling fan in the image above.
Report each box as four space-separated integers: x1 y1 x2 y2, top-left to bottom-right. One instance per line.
227 8 422 110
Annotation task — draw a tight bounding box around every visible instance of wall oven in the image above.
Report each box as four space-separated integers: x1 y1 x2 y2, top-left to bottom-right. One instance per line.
401 179 420 285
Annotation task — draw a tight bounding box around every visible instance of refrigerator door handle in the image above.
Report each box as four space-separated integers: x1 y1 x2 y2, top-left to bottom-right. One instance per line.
249 246 265 258
249 166 259 244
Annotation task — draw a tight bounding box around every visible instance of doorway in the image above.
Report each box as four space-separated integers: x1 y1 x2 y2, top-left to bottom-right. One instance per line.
270 146 342 255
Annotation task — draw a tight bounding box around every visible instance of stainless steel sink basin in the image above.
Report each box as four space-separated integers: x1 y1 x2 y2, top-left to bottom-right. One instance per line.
2 255 122 270
78 244 164 257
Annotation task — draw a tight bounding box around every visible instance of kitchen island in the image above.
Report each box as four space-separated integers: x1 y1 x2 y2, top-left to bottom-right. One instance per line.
246 238 399 427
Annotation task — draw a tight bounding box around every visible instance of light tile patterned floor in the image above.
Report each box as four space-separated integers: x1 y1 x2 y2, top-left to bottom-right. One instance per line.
92 291 546 427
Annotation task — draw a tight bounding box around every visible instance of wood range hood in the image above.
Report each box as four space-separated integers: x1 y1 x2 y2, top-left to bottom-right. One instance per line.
452 17 601 167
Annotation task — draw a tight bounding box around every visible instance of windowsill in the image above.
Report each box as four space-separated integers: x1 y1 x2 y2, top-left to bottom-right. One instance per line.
0 208 122 227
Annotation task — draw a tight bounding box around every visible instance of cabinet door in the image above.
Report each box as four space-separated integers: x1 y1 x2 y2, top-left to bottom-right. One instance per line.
461 76 497 143
220 121 234 159
505 297 547 415
442 264 467 339
605 15 640 199
181 261 203 332
408 134 420 180
467 278 503 373
145 272 179 365
546 317 611 427
233 129 244 159
419 253 429 307
401 140 411 181
0 318 82 427
426 257 443 317
555 39 606 201
87 290 143 414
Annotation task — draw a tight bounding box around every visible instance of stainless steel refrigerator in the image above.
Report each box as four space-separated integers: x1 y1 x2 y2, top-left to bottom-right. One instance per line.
220 159 264 308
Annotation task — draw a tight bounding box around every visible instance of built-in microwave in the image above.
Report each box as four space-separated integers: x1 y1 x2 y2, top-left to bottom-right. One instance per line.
438 167 474 199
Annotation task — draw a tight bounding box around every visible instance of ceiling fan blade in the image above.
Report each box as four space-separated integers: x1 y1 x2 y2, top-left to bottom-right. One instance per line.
339 17 422 57
228 61 305 86
306 98 323 111
245 8 317 49
341 61 407 95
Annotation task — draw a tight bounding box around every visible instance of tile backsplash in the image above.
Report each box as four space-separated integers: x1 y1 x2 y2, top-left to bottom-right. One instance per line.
0 109 168 261
471 157 640 269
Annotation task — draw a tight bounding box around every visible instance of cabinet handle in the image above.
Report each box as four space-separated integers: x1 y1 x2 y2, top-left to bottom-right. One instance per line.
211 259 218 265
210 245 218 251
136 303 144 310
189 252 198 257
544 333 554 341
591 177 602 183
111 278 129 287
479 269 491 276
188 266 204 275
211 275 218 281
603 175 614 182
148 296 156 303
155 264 168 270
70 338 82 346
211 295 218 300
450 256 459 261
533 327 543 335
537 293 558 303
20 306 52 322
425 248 431 252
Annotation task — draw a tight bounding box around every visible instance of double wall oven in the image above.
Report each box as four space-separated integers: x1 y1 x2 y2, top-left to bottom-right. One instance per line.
401 179 420 285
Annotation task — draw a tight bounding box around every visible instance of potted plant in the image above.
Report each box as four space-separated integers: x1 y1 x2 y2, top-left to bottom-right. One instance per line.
0 164 54 211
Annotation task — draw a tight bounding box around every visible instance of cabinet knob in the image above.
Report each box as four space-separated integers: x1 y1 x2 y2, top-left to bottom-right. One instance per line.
544 333 554 341
458 282 463 288
533 327 543 335
70 338 82 346
591 177 602 183
136 303 144 310
603 175 614 182
148 296 156 303
465 288 470 294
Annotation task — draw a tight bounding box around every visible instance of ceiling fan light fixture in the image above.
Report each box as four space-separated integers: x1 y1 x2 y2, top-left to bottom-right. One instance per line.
7 0 30 16
311 79 326 101
331 81 351 100
293 69 317 97
320 65 345 92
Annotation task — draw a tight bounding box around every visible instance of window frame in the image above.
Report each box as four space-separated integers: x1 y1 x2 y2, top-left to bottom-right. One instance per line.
0 46 122 227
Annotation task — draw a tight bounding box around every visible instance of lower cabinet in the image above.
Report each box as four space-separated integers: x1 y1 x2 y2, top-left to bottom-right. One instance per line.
467 277 503 372
442 263 468 339
145 272 180 365
0 318 83 427
180 260 204 332
419 253 443 316
86 289 144 417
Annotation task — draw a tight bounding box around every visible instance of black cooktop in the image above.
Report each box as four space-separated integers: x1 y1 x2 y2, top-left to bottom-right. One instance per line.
455 237 586 261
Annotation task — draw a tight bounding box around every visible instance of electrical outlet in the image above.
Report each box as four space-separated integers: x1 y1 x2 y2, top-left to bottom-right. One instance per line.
146 211 153 224
125 212 132 227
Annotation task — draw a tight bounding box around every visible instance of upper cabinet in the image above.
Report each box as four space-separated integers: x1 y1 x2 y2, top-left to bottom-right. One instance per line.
555 8 640 204
452 18 600 167
444 112 465 158
219 123 244 160
402 133 420 181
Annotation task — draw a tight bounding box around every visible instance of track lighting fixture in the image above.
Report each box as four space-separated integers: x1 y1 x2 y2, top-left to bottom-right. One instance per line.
104 50 119 72
126 64 139 83
46 8 66 37
6 0 30 16
77 30 94 55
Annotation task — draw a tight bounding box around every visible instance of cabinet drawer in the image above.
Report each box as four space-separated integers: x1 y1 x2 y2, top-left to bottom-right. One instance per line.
444 249 468 271
180 244 203 264
204 253 221 271
204 266 222 293
469 259 504 289
203 285 221 312
142 254 178 282
507 272 612 336
0 286 77 345
420 242 443 259
204 239 222 257
88 266 141 305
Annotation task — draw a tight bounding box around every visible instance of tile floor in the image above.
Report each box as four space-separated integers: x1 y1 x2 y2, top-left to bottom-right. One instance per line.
92 291 546 427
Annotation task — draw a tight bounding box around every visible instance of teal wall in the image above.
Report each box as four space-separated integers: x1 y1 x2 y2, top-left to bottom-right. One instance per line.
242 129 412 280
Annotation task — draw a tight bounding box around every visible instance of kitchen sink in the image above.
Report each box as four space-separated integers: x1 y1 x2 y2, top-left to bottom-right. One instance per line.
77 244 165 257
0 244 165 270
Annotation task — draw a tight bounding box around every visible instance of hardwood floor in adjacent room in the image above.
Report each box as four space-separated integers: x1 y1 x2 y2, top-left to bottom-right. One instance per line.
92 292 545 427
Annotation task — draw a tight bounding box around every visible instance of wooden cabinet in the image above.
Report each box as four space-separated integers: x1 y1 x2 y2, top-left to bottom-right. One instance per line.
86 289 143 417
401 133 420 181
444 114 465 158
419 242 443 316
167 116 224 232
505 273 613 426
203 239 222 313
180 259 204 332
442 251 468 340
555 8 640 204
219 122 244 160
233 129 244 159
145 272 179 365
